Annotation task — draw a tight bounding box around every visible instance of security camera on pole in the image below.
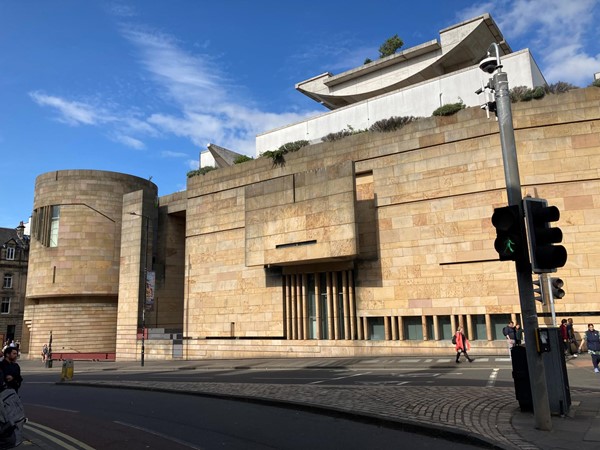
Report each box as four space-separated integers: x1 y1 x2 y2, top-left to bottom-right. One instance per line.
477 43 552 430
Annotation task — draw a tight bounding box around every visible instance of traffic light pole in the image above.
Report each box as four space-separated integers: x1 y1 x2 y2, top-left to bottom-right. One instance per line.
493 69 552 430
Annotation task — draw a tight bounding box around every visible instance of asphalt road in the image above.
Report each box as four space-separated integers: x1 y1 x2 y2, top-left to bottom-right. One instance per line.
20 382 486 449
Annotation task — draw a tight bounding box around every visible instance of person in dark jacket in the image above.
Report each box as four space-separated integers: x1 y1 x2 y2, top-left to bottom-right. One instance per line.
579 323 600 373
0 347 22 392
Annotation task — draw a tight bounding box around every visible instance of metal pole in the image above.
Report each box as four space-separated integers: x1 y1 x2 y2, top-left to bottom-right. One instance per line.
493 66 552 431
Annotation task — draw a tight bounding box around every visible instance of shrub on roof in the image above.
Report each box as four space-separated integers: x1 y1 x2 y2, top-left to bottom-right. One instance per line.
234 155 254 164
260 140 309 167
591 79 600 88
432 102 465 117
369 116 417 133
546 81 579 94
321 125 367 142
187 166 216 178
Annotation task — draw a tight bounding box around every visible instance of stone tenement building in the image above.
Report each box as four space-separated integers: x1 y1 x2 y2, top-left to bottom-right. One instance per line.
0 222 28 346
23 14 600 361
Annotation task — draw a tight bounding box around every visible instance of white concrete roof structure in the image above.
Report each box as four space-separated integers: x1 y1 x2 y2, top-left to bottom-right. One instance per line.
296 14 511 110
256 14 545 154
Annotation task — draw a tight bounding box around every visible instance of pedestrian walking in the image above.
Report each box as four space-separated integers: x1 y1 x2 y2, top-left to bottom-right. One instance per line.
41 344 49 363
0 347 22 393
454 326 473 363
578 323 600 373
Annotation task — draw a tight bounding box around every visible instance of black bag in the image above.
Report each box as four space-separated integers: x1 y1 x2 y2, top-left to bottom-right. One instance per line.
451 335 457 345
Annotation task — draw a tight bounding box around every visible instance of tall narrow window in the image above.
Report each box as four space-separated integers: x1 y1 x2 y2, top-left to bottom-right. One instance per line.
336 272 345 338
5 247 15 261
0 298 9 314
306 274 317 339
50 205 60 247
2 275 12 289
319 273 329 339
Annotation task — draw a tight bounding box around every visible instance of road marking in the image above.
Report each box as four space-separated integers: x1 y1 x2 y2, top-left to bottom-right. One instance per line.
25 421 95 450
424 359 433 363
309 372 371 385
114 421 203 449
487 368 500 387
25 403 80 413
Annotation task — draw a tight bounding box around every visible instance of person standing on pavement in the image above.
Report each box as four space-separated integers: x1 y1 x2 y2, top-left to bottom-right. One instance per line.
0 347 22 393
502 321 516 355
454 326 473 363
578 323 600 373
560 319 571 356
514 323 523 346
567 318 578 357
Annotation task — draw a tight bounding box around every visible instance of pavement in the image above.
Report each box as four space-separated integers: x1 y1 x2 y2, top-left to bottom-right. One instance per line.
16 354 600 450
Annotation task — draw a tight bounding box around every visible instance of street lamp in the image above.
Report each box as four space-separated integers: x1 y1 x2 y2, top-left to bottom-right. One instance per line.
129 211 150 367
476 43 551 430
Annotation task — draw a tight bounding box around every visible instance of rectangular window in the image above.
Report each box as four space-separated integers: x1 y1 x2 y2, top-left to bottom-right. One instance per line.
403 316 424 340
2 275 12 289
492 314 512 340
0 298 9 314
438 316 452 340
367 317 385 340
50 205 60 247
426 316 435 340
5 247 15 261
319 273 329 339
472 314 487 340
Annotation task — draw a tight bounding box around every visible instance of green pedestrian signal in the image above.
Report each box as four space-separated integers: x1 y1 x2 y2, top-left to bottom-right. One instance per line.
491 205 525 261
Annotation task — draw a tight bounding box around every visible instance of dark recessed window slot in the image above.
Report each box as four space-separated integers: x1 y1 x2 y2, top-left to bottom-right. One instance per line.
276 240 317 249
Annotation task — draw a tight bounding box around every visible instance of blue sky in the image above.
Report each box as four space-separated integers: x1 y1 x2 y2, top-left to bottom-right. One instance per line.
1 0 599 228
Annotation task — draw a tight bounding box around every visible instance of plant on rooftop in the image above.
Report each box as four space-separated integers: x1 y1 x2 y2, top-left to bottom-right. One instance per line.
321 125 368 142
369 116 417 133
260 140 309 167
234 155 254 164
591 79 600 88
432 101 465 117
187 166 216 178
364 58 373 65
546 81 578 94
379 34 403 58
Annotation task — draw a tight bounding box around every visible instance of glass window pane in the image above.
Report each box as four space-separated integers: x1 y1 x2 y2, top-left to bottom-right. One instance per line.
403 316 423 340
368 317 384 340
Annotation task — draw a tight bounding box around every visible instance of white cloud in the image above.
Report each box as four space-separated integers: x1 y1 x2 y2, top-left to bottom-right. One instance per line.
29 92 101 126
161 150 188 158
30 21 322 156
114 134 145 149
458 0 600 85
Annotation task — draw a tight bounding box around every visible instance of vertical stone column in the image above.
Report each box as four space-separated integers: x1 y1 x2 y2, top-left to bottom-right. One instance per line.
315 274 322 339
421 315 427 341
433 315 439 340
332 273 339 340
485 314 492 341
326 272 333 340
348 270 356 340
116 190 152 361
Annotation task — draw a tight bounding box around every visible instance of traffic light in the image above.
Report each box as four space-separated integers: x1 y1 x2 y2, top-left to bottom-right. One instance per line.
550 277 565 299
523 198 568 273
533 278 544 303
491 205 525 261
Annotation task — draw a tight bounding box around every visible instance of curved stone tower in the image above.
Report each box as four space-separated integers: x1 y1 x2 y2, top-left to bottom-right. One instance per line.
24 170 157 358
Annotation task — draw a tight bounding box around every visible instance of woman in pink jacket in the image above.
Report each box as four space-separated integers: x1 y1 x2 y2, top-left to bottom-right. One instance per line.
454 326 474 363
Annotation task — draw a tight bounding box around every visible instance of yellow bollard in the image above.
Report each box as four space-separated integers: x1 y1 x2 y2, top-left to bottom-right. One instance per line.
61 359 74 381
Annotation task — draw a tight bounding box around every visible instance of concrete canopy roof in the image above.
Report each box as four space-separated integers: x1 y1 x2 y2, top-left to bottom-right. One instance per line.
296 14 511 110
